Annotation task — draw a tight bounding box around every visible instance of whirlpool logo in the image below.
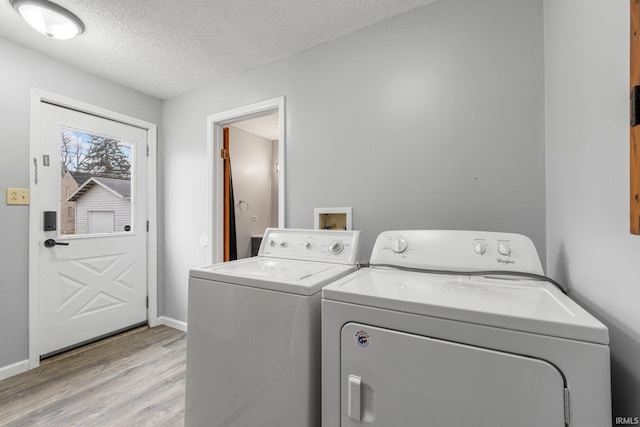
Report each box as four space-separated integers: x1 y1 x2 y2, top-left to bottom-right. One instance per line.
497 257 515 265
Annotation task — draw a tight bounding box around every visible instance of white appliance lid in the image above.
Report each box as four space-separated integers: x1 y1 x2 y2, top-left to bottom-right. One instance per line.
190 257 358 296
322 268 609 344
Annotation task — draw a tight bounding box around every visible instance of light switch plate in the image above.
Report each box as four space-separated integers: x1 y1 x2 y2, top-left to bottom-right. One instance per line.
6 188 30 205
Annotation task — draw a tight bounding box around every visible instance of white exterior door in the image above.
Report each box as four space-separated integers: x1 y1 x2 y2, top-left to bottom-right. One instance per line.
36 102 148 356
340 323 566 427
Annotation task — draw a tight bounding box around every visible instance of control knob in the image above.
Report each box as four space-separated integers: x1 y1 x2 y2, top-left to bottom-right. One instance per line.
328 240 344 255
390 236 408 254
497 243 511 256
473 243 486 255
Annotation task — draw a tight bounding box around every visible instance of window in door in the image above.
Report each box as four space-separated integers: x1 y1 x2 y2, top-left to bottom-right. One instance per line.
59 127 134 236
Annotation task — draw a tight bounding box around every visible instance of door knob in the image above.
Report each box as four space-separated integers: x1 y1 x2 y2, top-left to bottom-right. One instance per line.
44 239 69 248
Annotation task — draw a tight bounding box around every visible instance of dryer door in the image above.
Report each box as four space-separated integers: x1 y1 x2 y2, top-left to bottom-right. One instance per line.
341 323 566 427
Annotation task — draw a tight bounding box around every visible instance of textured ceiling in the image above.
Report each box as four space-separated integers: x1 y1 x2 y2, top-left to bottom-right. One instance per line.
0 0 438 100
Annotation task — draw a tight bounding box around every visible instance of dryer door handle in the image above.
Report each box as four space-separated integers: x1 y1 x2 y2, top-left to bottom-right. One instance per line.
348 375 362 421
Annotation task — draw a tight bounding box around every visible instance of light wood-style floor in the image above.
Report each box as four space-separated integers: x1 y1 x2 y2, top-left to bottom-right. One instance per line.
0 325 186 426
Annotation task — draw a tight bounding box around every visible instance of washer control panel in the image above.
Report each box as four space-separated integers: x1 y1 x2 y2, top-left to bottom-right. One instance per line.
370 230 543 275
259 228 360 265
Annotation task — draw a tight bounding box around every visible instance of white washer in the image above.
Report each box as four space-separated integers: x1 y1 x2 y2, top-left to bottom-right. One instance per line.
322 230 611 427
186 228 360 427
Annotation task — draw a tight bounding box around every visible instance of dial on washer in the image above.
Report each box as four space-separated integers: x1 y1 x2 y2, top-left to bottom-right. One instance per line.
390 236 408 253
328 240 344 254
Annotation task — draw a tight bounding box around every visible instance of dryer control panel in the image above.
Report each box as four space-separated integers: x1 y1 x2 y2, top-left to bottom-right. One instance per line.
259 228 360 265
370 230 543 275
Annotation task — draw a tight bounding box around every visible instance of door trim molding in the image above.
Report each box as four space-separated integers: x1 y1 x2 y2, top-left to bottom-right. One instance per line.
28 88 159 369
206 96 286 263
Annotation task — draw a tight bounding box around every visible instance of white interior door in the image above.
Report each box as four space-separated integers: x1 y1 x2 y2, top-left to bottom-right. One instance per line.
341 323 566 427
37 102 148 356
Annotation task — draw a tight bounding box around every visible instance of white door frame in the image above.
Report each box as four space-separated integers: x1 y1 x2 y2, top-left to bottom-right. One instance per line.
206 96 286 263
28 88 158 369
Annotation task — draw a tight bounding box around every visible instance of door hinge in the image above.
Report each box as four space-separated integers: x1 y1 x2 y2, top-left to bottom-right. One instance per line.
564 387 571 426
146 296 149 309
220 148 229 160
146 220 149 232
33 157 38 184
147 145 150 157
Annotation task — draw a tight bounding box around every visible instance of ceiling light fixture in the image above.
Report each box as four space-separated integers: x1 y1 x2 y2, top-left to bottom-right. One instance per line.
10 0 84 40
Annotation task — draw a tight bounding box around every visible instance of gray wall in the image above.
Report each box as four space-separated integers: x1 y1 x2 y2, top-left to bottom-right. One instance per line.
0 37 162 368
162 0 546 322
545 0 640 416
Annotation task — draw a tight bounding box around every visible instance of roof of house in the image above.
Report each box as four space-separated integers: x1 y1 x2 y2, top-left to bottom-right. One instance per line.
68 171 94 185
67 177 131 202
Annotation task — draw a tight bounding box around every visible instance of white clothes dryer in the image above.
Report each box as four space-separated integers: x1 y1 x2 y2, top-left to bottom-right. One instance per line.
185 228 360 427
322 230 611 427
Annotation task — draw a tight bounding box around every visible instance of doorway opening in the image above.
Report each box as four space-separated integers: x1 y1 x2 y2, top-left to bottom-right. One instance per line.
207 97 285 263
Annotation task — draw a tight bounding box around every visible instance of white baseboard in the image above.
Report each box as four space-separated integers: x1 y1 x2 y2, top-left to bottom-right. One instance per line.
157 316 187 332
0 359 29 381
